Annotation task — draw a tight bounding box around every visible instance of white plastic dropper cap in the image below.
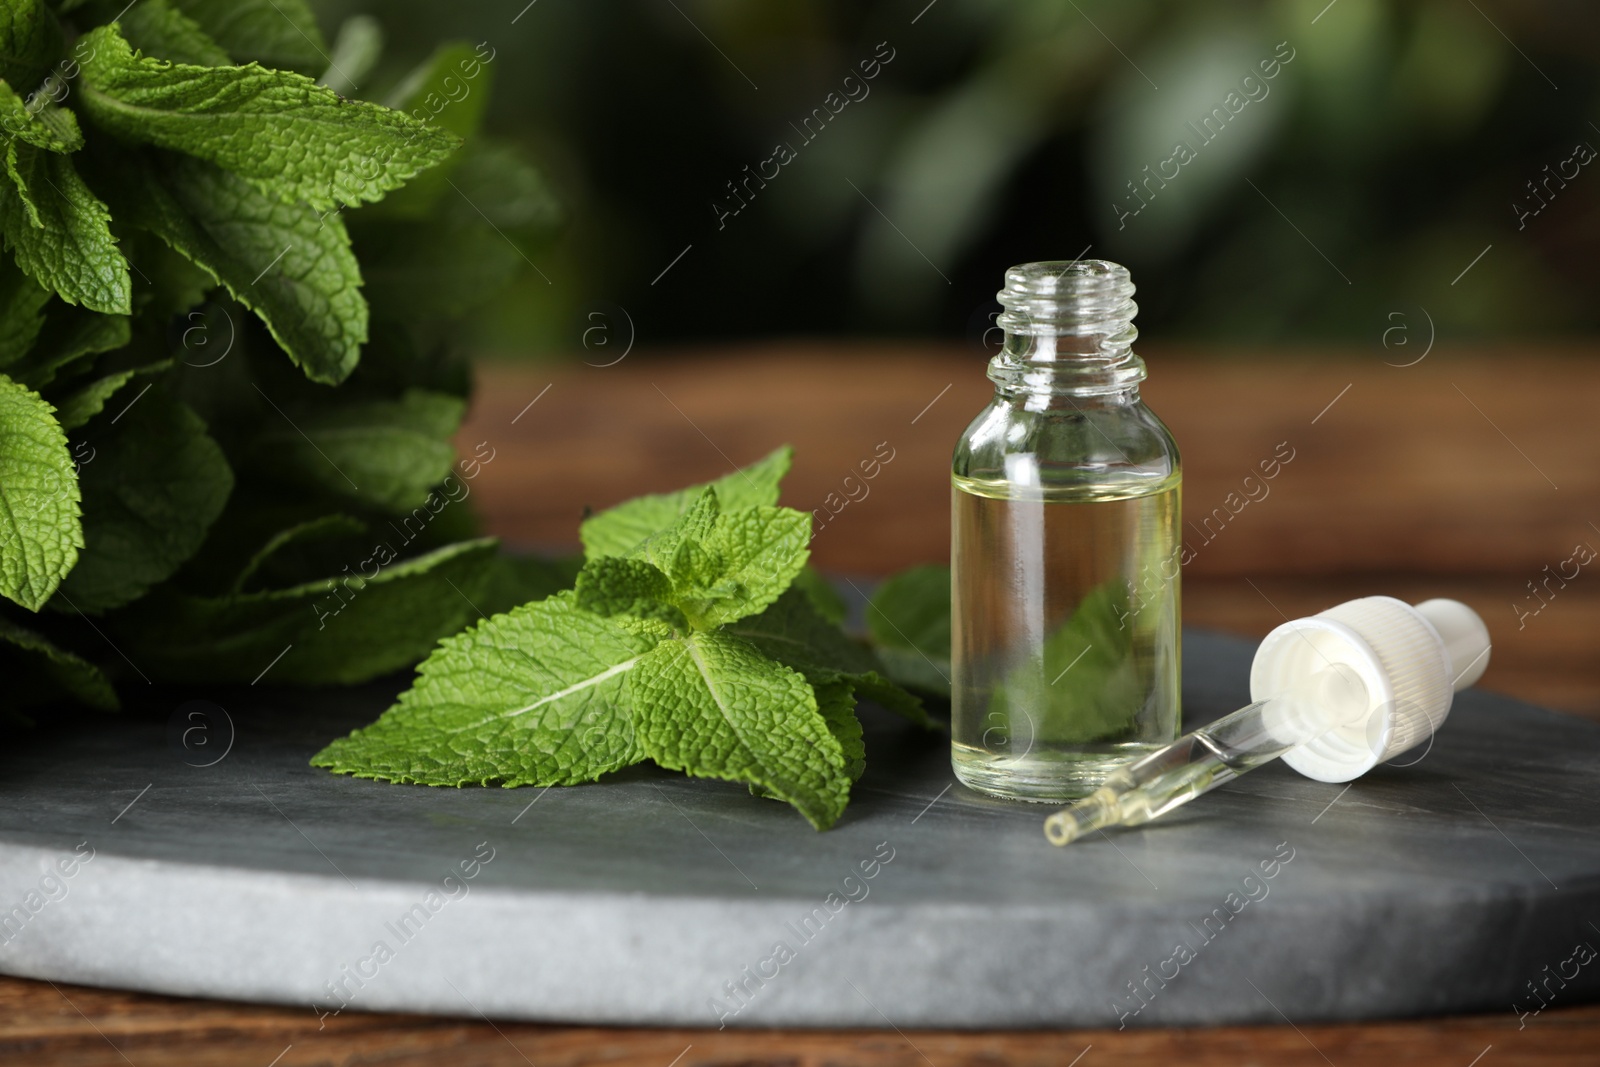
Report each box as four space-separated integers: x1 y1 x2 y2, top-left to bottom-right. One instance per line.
1248 597 1492 783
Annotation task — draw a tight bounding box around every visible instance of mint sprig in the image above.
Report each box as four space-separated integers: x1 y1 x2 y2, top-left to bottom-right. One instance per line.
315 451 933 830
77 24 458 212
0 373 81 611
0 4 557 718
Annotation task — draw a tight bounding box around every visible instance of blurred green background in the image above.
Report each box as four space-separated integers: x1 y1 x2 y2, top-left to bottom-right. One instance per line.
315 0 1598 355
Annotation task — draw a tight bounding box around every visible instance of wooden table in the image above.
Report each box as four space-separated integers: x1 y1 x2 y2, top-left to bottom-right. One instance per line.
7 344 1597 1065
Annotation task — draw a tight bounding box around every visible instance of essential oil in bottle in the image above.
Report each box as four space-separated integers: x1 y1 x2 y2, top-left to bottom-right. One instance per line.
951 260 1182 801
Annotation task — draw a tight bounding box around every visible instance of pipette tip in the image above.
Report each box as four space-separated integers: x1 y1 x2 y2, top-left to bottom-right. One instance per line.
1043 788 1121 846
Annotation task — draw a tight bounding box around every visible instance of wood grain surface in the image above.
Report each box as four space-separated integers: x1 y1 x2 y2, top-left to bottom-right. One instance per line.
4 343 1596 1065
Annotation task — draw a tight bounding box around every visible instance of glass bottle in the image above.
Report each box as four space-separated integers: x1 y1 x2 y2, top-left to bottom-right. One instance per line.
951 260 1182 801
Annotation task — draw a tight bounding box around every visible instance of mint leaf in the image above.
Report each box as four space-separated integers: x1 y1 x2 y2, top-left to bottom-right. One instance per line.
110 0 232 66
78 24 458 212
356 216 521 323
0 615 117 711
814 679 864 782
386 44 488 163
573 556 684 627
0 258 51 363
168 0 327 72
248 388 464 512
792 564 846 625
605 484 805 627
728 587 932 728
13 305 130 388
0 81 84 154
691 505 809 627
867 563 952 698
631 630 850 830
728 587 878 674
317 16 382 97
231 513 367 593
52 368 137 430
438 141 562 231
621 488 808 630
580 445 792 560
356 142 560 320
748 676 863 802
385 42 492 141
313 591 665 786
58 390 232 613
0 142 132 314
0 373 81 611
52 361 166 430
117 538 500 685
116 153 365 384
634 486 718 573
0 0 62 92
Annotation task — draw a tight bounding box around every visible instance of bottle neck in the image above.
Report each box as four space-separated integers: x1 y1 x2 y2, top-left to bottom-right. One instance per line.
987 260 1147 401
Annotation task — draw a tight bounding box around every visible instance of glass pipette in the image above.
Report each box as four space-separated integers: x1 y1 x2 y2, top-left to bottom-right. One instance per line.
1042 596 1492 847
1044 664 1368 845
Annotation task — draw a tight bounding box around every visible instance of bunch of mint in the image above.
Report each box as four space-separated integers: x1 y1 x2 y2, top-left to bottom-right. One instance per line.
0 1 560 712
315 448 935 830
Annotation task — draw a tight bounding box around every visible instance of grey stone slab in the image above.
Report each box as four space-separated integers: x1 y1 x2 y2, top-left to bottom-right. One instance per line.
0 628 1597 1030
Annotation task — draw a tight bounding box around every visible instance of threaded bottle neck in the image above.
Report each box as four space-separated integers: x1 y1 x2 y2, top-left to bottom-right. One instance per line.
990 259 1146 398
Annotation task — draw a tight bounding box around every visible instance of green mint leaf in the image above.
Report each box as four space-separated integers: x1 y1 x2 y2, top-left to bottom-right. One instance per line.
52 360 167 430
748 677 863 800
985 579 1142 745
116 153 365 384
354 216 521 323
356 142 560 317
690 505 810 627
792 564 846 625
231 513 367 593
634 486 718 576
168 0 327 72
727 587 878 674
388 43 487 137
631 630 850 830
317 16 383 97
372 42 495 216
438 141 562 231
385 42 492 141
814 679 865 782
57 390 232 613
52 368 137 430
0 372 82 611
117 537 500 685
573 556 685 628
727 587 932 728
867 563 952 698
13 305 131 389
0 81 84 154
846 670 934 725
580 445 793 560
121 226 213 320
0 142 132 314
78 25 458 212
313 590 666 786
248 388 464 512
0 615 117 711
108 0 232 66
0 258 52 364
0 0 62 93
623 488 809 629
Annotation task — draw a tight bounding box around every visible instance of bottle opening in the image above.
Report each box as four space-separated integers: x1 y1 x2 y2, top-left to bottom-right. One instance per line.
996 259 1138 347
991 259 1145 394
